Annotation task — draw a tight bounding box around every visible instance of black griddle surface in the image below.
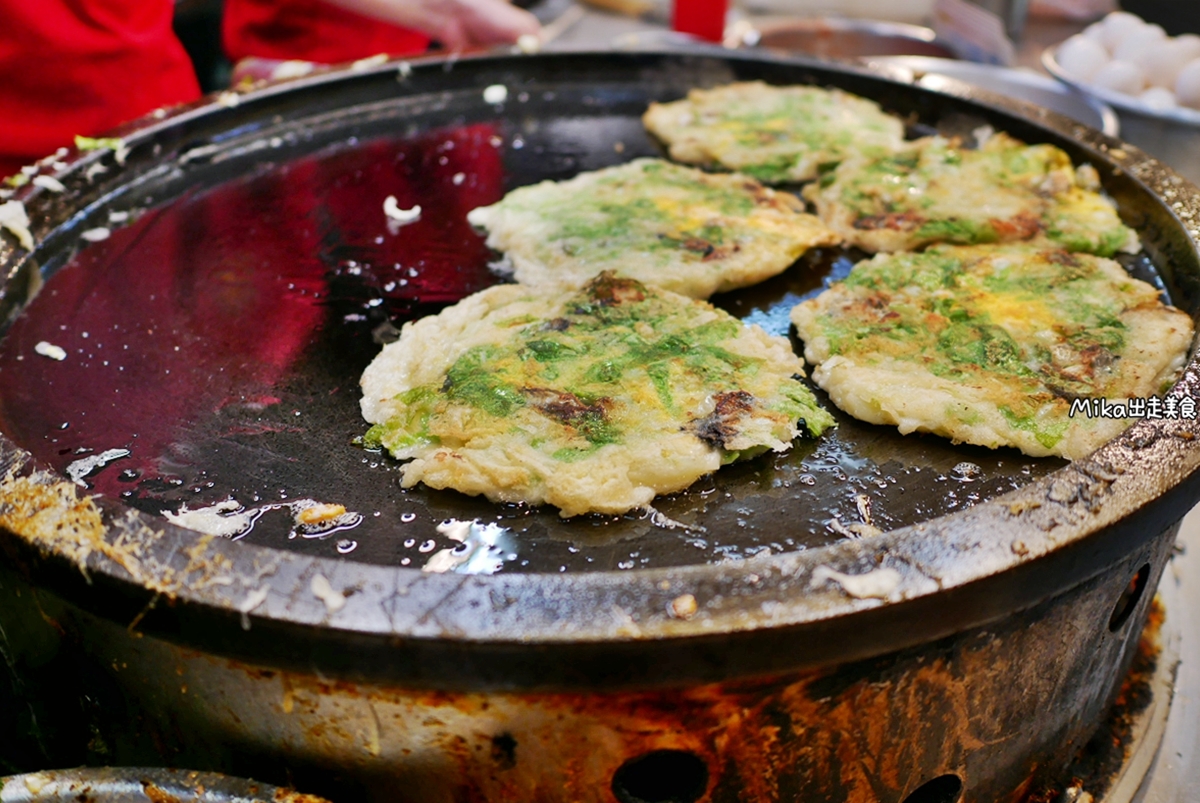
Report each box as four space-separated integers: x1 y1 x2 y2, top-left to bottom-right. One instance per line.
0 77 1102 575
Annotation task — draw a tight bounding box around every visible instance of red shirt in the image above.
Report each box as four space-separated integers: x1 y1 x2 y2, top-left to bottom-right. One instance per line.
223 0 432 65
0 0 201 179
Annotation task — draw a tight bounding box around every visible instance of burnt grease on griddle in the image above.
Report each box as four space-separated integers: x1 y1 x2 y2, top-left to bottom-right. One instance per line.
0 123 1074 574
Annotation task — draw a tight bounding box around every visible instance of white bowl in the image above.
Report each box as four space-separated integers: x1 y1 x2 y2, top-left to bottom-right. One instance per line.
1045 41 1200 184
1044 42 1200 125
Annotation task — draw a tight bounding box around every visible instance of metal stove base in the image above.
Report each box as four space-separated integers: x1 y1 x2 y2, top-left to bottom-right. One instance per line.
1101 503 1200 803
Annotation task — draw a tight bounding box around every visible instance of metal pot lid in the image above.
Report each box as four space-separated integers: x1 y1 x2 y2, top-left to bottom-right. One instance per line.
1 51 1199 689
738 16 955 60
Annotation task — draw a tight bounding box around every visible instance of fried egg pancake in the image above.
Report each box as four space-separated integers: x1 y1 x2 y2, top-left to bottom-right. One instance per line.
790 244 1192 459
642 81 906 184
804 133 1140 256
466 159 839 300
362 273 835 517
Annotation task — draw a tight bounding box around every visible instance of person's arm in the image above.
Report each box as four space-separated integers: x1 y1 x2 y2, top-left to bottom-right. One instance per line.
319 0 540 49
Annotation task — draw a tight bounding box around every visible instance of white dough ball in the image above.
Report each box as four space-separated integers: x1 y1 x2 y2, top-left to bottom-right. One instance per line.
1092 59 1147 95
1175 59 1200 109
1100 12 1147 52
1058 35 1111 82
1137 37 1200 88
1142 40 1187 88
1083 21 1108 48
1112 24 1166 64
1173 34 1200 63
1139 86 1177 110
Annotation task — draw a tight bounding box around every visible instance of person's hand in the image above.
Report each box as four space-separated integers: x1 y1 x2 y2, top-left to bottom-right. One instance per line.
327 0 541 50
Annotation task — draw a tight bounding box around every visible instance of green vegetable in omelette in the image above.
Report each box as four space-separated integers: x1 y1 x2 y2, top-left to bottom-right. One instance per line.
361 273 834 517
804 133 1140 257
790 243 1192 460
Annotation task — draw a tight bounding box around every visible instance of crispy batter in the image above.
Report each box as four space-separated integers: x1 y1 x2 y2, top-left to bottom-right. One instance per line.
805 133 1139 256
468 159 839 299
643 81 905 183
790 243 1192 459
361 274 833 516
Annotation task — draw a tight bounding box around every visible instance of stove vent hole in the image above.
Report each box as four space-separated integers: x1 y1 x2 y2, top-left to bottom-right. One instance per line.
1109 563 1151 631
611 749 708 803
900 774 964 803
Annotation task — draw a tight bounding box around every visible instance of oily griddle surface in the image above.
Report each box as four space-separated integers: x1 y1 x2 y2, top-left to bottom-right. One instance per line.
0 77 1113 575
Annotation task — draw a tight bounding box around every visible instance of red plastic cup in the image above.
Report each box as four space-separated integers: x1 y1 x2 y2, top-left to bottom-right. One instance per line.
672 0 729 43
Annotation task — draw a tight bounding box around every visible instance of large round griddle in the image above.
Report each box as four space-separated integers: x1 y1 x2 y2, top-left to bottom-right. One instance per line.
2 51 1199 690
